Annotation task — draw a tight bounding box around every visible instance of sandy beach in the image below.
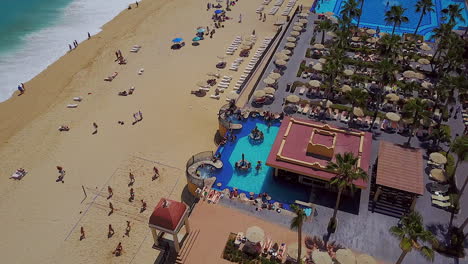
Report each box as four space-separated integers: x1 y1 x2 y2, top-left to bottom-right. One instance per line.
0 0 303 262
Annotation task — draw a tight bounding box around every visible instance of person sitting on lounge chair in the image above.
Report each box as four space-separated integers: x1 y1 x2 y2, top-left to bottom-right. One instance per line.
118 91 128 96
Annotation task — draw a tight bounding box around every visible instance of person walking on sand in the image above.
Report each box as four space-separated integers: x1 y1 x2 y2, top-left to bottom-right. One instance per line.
80 226 85 240
113 242 123 256
133 113 139 123
108 224 115 237
238 13 242 23
135 1 138 7
56 166 65 183
129 172 135 185
140 200 147 212
107 186 113 199
263 13 266 22
87 32 91 39
17 84 25 95
92 122 98 134
138 110 143 121
129 188 135 202
109 202 114 215
125 221 131 236
69 44 72 51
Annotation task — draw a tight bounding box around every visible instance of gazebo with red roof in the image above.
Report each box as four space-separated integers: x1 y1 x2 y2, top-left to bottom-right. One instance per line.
149 198 190 253
266 116 372 189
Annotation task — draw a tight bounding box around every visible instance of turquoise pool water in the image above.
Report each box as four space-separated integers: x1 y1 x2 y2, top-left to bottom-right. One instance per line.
214 117 310 205
313 0 467 39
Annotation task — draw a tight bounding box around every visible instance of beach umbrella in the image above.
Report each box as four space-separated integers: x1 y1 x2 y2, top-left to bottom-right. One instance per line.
313 63 323 71
327 31 337 37
385 93 400 102
418 58 430 65
366 29 376 34
341 84 352 92
263 78 276 85
244 36 254 41
290 31 300 36
356 254 377 264
245 226 265 243
294 22 304 27
402 118 414 124
299 12 309 17
421 44 432 51
329 16 339 24
402 70 416 78
309 80 321 87
286 95 300 103
313 43 325 49
430 152 447 165
336 249 356 264
172 37 183 43
275 59 287 66
321 99 333 108
269 73 282 80
385 112 401 122
214 9 223 14
192 37 201 41
285 42 296 48
280 49 291 55
422 98 434 107
227 91 239 100
299 18 308 24
312 250 333 264
240 45 251 50
353 107 364 117
343 69 354 76
197 28 206 33
287 242 306 260
293 26 303 31
351 36 360 42
286 36 297 42
430 168 447 183
264 87 276 94
415 72 425 80
253 90 266 98
324 11 334 16
319 58 327 63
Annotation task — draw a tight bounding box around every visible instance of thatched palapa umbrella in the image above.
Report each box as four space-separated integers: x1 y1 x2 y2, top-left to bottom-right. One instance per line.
280 49 291 55
430 168 447 182
309 80 321 87
353 107 364 117
285 42 296 48
286 95 300 103
343 69 354 76
286 36 297 42
327 31 337 37
294 22 304 27
418 58 430 65
227 91 239 100
385 93 400 102
299 18 308 24
312 250 332 264
269 72 281 80
275 59 287 66
430 152 447 164
356 254 377 264
341 84 352 92
275 52 289 60
290 31 300 36
402 70 416 78
385 112 401 122
263 78 275 85
313 63 323 71
253 90 266 98
313 43 325 50
293 26 303 31
245 226 265 243
366 29 376 34
351 36 360 42
336 249 356 264
264 87 276 94
420 43 432 51
286 242 306 261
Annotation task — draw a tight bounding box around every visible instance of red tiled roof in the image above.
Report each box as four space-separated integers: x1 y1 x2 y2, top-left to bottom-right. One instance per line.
266 116 372 188
149 198 187 231
376 141 424 195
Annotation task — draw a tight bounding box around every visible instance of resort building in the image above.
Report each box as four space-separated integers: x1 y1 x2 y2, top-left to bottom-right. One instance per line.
370 141 424 217
266 116 372 190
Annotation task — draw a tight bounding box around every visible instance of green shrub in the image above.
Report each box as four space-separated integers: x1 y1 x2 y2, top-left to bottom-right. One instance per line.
306 48 313 58
296 61 306 77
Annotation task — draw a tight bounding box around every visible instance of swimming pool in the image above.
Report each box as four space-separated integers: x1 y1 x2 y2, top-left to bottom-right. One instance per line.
313 0 468 39
213 116 310 205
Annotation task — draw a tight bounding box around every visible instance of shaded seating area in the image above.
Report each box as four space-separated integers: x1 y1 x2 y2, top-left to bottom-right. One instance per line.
370 141 424 218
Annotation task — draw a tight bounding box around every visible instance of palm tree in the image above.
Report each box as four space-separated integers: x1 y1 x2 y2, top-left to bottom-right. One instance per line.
442 4 466 26
452 136 468 195
317 19 336 44
385 5 409 36
326 152 368 230
403 98 430 146
414 0 435 35
344 88 368 121
290 205 307 262
378 34 402 58
390 211 437 264
340 0 361 30
428 127 451 150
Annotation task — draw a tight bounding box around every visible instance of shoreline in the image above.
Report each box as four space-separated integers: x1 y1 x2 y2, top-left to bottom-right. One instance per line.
0 0 150 147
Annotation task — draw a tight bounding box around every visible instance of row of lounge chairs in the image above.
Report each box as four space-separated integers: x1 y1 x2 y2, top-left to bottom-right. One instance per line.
130 45 141 53
229 58 244 71
226 36 242 55
234 75 248 91
281 0 296 16
268 6 279 15
256 5 266 14
243 37 272 75
217 76 233 90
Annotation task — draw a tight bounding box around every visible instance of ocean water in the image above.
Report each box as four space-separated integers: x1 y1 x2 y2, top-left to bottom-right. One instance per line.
0 0 135 102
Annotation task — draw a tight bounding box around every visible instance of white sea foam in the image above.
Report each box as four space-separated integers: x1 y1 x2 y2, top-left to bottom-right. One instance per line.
0 0 134 102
